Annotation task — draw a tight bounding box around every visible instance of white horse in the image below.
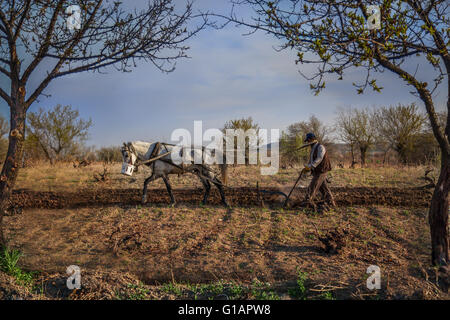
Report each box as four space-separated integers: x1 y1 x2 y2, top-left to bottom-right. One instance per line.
121 141 229 207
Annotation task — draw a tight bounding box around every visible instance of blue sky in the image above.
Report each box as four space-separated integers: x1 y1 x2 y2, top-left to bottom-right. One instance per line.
0 0 446 147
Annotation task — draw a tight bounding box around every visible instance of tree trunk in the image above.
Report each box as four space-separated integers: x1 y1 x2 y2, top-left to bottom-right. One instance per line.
428 151 450 266
360 147 367 167
0 105 26 246
396 144 409 165
419 83 450 267
350 144 356 168
382 148 388 165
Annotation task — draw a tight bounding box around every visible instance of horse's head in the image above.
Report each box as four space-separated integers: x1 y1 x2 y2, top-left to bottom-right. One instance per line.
121 142 137 176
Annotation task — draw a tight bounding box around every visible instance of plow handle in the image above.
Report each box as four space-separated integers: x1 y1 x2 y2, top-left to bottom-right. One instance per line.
283 168 306 208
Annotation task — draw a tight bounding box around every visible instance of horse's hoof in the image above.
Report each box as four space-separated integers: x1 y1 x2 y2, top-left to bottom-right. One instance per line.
169 202 177 208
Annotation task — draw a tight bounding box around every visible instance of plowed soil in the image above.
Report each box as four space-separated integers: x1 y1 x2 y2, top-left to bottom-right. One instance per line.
9 186 432 209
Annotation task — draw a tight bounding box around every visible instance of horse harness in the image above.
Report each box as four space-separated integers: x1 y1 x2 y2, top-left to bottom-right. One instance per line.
124 142 215 176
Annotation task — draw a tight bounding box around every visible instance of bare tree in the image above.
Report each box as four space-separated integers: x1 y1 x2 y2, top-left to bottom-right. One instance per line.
217 0 449 266
222 116 261 166
374 103 426 164
279 115 331 167
286 115 332 145
336 107 377 167
27 105 92 164
0 0 206 245
336 112 358 168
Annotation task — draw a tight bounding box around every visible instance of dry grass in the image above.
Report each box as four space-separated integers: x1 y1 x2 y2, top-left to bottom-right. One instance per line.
14 162 431 192
3 162 446 300
3 204 448 300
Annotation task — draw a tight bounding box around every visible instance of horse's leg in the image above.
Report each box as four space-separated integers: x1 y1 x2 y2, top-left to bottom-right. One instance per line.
162 175 176 205
209 174 229 207
199 177 211 205
216 182 229 207
142 173 156 204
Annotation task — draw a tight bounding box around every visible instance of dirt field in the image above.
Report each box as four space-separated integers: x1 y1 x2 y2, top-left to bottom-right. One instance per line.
6 186 433 209
14 162 432 191
1 164 448 300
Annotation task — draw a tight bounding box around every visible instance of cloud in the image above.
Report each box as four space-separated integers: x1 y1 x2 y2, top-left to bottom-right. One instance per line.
0 1 446 147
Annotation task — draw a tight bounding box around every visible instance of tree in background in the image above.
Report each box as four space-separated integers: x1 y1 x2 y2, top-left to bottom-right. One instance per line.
374 104 426 164
286 115 332 145
335 109 358 167
279 131 307 168
336 108 376 167
279 115 332 167
412 131 440 165
220 0 449 266
222 117 261 166
97 146 122 164
0 1 206 245
26 105 91 164
408 111 446 165
23 133 46 164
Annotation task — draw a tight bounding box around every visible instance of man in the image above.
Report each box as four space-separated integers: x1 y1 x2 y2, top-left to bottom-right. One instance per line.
303 132 336 210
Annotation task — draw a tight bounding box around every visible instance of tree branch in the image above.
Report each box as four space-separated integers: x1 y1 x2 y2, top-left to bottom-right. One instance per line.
20 0 65 84
13 0 32 41
0 87 12 106
374 45 448 153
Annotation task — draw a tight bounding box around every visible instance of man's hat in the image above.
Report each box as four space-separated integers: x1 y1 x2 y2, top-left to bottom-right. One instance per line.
304 132 316 142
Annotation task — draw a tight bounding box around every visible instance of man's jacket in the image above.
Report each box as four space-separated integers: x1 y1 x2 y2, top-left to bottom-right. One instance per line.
308 142 331 174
